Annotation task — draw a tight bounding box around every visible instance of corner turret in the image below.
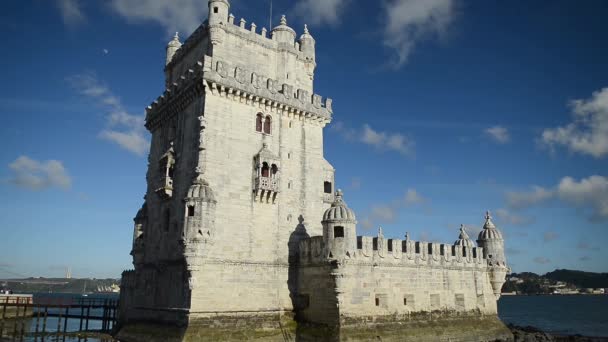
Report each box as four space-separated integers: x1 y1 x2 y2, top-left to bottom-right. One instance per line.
299 24 316 61
477 211 508 299
165 32 182 66
322 189 357 258
183 173 217 287
272 15 296 46
208 0 230 26
454 224 473 248
477 211 506 264
208 0 229 46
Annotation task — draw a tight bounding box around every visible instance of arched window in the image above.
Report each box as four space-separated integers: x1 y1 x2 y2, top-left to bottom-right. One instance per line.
256 113 263 132
271 164 278 177
261 162 269 177
263 116 272 134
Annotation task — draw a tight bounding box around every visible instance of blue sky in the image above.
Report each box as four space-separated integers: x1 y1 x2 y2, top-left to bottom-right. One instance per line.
1 0 607 279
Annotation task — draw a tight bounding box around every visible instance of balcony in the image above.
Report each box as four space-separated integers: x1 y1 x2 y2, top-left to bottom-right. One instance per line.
155 176 173 199
254 176 279 203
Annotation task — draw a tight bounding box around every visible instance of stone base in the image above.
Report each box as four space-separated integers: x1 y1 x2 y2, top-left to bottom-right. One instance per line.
116 313 513 342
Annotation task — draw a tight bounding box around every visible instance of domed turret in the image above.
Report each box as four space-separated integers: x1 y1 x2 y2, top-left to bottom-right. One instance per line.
477 211 509 299
476 211 505 264
166 32 182 66
186 174 216 203
271 15 296 46
322 190 357 258
299 24 316 60
183 173 217 246
454 224 474 248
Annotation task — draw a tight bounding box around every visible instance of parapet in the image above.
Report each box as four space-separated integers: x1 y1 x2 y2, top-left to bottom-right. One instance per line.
298 234 487 270
146 55 333 130
165 15 315 73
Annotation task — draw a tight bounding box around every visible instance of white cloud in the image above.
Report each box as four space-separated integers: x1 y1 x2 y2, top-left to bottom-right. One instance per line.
362 124 415 156
333 122 415 157
533 257 551 265
109 0 208 36
404 188 425 205
293 0 350 26
7 156 71 191
99 130 149 156
543 231 559 242
361 188 429 230
67 72 149 156
506 186 553 210
56 0 86 27
371 205 397 223
485 125 510 144
494 208 534 226
557 176 608 221
505 175 608 222
383 0 455 67
541 87 608 158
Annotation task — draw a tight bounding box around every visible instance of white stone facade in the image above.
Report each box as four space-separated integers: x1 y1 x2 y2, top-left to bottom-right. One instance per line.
118 0 509 339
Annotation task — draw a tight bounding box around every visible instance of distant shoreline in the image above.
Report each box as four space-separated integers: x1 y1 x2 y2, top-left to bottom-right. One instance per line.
509 325 608 341
502 293 607 297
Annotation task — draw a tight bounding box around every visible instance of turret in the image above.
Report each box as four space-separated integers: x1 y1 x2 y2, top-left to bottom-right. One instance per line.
183 173 217 281
322 190 357 259
131 202 147 266
165 32 182 66
208 0 229 26
454 224 473 248
477 211 508 299
476 211 506 264
208 0 229 46
271 15 296 46
299 24 316 61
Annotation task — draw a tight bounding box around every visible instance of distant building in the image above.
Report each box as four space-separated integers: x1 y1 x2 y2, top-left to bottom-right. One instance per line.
117 1 511 341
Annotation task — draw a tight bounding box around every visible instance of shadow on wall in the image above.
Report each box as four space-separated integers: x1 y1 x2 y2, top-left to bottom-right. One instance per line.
287 215 310 320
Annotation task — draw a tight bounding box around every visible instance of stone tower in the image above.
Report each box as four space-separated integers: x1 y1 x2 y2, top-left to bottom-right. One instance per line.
119 0 335 338
477 211 509 298
118 1 512 340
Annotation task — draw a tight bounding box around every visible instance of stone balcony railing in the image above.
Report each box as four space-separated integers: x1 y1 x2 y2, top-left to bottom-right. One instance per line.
323 192 334 203
154 176 174 199
254 176 279 203
255 176 279 192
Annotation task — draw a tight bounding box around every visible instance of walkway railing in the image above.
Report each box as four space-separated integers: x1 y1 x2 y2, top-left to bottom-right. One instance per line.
0 295 118 341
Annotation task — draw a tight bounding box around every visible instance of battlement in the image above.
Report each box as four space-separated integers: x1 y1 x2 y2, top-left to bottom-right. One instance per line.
166 14 315 72
298 235 487 269
146 54 333 130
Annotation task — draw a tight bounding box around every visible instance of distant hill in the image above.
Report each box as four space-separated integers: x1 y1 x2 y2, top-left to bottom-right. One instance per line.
1 278 119 294
544 269 608 289
502 269 608 295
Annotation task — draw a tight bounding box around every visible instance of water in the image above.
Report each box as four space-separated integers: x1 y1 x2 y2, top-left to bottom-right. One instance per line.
1 293 118 342
6 293 606 341
498 295 608 337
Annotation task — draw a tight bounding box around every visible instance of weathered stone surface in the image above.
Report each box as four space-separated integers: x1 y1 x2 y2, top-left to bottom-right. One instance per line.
117 1 511 340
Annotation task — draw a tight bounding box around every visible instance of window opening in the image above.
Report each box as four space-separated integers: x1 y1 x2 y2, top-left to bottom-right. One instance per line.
324 181 332 194
334 226 344 238
261 162 269 177
264 116 272 134
256 113 263 132
187 206 195 217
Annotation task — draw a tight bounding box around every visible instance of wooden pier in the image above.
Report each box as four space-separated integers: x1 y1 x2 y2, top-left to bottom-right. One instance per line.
0 295 118 341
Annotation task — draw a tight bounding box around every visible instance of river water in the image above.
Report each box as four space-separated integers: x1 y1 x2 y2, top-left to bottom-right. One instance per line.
3 294 607 341
498 294 608 337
